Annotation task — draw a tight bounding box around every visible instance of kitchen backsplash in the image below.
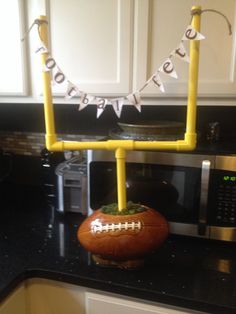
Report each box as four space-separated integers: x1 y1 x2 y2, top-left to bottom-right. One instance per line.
0 131 100 156
1 103 236 140
0 103 236 188
0 131 45 156
1 103 236 157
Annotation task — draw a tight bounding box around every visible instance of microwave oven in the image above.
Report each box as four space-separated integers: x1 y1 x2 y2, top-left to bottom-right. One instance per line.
87 150 236 242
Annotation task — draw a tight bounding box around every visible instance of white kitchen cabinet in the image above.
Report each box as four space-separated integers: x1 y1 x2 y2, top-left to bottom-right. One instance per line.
3 0 236 102
85 291 206 314
45 0 133 97
0 0 28 97
0 279 206 314
35 0 236 100
133 0 236 97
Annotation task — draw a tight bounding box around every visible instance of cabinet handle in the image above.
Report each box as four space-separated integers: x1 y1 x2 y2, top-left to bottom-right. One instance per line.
198 160 211 236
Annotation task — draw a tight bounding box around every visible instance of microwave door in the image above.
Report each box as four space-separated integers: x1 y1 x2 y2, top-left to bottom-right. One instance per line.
171 160 212 238
90 162 200 219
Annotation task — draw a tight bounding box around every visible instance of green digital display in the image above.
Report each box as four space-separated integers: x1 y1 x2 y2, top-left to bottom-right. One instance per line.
223 175 236 182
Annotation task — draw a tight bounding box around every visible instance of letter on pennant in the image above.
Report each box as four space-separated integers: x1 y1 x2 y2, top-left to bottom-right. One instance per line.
182 26 205 41
35 43 48 54
54 69 66 84
127 92 141 112
43 57 57 72
79 93 94 111
173 43 190 63
65 82 78 99
152 74 165 93
96 98 108 118
159 58 178 79
111 98 124 118
45 57 56 70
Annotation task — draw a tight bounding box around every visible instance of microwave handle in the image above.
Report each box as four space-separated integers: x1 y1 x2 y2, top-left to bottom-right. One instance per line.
198 160 211 236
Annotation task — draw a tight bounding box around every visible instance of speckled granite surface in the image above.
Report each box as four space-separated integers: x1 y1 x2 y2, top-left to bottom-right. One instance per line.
0 184 236 314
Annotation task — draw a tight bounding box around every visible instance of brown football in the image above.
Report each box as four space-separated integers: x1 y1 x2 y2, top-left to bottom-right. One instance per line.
77 207 169 261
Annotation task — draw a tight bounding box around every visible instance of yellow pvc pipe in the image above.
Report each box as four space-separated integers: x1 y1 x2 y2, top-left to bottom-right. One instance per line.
115 148 127 211
39 8 201 153
47 139 193 152
38 6 201 211
39 15 58 148
185 6 201 147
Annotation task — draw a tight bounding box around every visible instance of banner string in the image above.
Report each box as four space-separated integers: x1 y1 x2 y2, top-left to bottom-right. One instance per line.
190 8 232 35
21 8 232 118
21 19 48 42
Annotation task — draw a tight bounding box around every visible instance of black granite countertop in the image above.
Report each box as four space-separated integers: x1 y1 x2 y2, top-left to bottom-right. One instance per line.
1 184 236 314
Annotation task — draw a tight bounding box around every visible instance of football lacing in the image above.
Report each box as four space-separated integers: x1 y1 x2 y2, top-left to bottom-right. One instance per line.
91 219 142 233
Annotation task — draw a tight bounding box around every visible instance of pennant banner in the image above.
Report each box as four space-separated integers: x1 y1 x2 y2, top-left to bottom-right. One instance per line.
44 57 57 72
111 98 124 118
159 58 178 79
96 98 108 118
79 93 94 111
53 67 66 84
182 25 205 41
37 25 205 118
172 42 190 63
151 73 165 93
35 42 48 54
127 92 141 112
65 82 79 99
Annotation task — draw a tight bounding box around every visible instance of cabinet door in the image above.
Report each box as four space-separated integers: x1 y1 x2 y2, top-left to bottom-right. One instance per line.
133 0 236 96
47 0 133 96
85 292 204 314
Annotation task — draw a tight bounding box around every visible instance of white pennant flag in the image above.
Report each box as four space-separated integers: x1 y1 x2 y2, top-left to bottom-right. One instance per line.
35 42 48 54
127 92 141 112
151 73 165 92
96 98 108 118
159 58 178 79
79 93 94 111
53 67 66 84
65 82 79 99
43 57 57 72
172 42 190 63
111 98 124 118
182 25 205 41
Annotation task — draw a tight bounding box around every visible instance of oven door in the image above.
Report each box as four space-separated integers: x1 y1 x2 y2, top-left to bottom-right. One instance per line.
87 150 215 238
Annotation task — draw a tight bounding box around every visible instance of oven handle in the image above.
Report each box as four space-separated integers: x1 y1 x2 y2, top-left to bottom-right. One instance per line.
198 160 211 236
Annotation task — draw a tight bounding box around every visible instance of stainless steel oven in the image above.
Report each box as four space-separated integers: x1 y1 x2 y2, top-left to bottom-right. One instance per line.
87 150 236 242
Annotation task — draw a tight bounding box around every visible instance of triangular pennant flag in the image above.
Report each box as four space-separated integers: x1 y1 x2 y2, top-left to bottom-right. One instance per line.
172 42 190 63
65 82 79 99
111 98 124 118
159 58 178 79
53 67 66 84
127 92 141 112
35 42 48 54
96 98 108 118
182 25 205 41
43 56 57 72
151 73 165 92
78 93 94 111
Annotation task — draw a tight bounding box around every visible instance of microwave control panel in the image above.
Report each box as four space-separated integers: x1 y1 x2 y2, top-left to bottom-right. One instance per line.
215 174 236 225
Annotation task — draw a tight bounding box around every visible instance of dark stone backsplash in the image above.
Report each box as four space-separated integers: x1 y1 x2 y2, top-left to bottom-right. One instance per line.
0 131 99 157
0 102 236 186
0 102 236 141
